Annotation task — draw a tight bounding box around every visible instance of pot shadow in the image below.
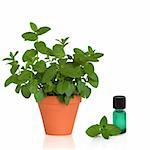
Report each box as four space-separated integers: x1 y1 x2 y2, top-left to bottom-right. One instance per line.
43 134 75 150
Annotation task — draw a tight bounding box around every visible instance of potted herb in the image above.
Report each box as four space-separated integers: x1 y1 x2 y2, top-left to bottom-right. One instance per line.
3 22 104 135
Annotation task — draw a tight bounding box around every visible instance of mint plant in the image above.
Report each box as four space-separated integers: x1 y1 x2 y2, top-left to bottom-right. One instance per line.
86 116 121 139
3 22 104 105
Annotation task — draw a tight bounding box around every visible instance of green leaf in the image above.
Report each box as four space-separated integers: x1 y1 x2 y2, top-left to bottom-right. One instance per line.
80 85 91 98
22 32 38 41
88 72 99 88
33 60 46 73
60 63 84 78
43 82 53 93
3 58 13 61
102 130 109 139
73 48 88 64
34 41 50 54
86 124 101 137
88 79 98 88
18 70 33 83
21 85 31 98
56 81 65 94
42 64 58 83
14 51 19 57
4 75 19 87
77 81 91 98
28 79 38 93
15 84 21 93
88 53 104 62
30 22 38 32
85 116 120 140
94 53 104 58
10 61 19 74
36 27 51 35
77 80 85 93
34 90 45 102
63 81 75 96
58 59 67 66
56 81 75 97
105 124 121 136
65 82 75 96
88 46 94 54
74 48 85 55
22 49 37 62
52 44 65 58
58 95 65 102
100 116 107 126
56 37 69 46
64 96 70 105
83 86 91 98
10 52 13 58
84 63 94 75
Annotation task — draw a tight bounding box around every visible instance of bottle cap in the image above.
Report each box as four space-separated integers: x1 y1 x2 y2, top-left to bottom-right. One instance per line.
113 96 126 109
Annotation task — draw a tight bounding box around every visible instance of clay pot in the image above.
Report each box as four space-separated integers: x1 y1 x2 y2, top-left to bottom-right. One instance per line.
38 96 81 135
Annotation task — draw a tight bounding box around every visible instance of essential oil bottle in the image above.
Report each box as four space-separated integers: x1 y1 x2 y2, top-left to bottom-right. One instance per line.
113 96 126 134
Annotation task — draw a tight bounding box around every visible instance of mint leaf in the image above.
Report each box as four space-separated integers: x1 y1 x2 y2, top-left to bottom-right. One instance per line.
87 53 104 62
22 32 38 41
60 63 84 78
77 80 85 93
56 81 75 97
36 27 51 35
84 63 94 75
102 130 109 139
21 85 31 98
86 116 121 140
18 70 33 83
28 79 38 94
3 58 13 61
56 81 65 94
88 72 99 88
64 96 70 105
22 49 37 62
52 44 65 58
30 22 38 32
86 124 101 137
105 124 121 136
100 116 107 126
33 60 46 73
42 65 58 83
43 82 54 93
64 81 75 97
77 81 91 98
34 41 50 55
14 51 19 57
10 61 19 74
73 48 88 64
34 90 45 102
80 85 91 98
4 75 19 87
94 53 104 59
15 84 21 93
88 46 94 55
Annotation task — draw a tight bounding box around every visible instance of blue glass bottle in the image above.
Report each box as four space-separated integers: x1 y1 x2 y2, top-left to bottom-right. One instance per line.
113 96 126 134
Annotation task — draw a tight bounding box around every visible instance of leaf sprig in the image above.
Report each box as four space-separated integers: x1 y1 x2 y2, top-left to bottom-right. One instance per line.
86 116 121 139
3 22 104 104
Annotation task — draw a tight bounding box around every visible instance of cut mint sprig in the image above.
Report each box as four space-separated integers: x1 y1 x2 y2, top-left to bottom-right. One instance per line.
86 116 121 139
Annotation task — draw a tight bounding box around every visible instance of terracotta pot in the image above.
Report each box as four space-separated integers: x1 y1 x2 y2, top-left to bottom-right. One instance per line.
38 96 81 135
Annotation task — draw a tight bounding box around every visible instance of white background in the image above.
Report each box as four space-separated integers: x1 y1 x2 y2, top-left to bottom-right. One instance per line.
0 0 150 149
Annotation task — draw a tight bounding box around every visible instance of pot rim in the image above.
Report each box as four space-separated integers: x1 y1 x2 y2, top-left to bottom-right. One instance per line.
38 95 81 105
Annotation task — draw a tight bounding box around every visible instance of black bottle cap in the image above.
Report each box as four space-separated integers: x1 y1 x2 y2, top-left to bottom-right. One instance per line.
113 96 126 109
